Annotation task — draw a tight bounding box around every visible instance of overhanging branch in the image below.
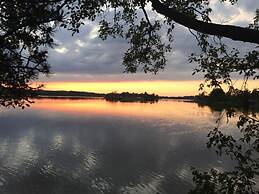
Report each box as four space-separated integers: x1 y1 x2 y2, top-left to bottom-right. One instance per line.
150 0 259 44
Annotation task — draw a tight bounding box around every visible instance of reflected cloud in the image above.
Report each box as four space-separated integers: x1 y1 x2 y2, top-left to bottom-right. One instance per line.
3 130 39 171
52 134 64 151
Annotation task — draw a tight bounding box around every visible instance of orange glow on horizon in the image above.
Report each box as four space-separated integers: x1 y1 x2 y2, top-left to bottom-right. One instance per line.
40 80 259 96
41 81 200 96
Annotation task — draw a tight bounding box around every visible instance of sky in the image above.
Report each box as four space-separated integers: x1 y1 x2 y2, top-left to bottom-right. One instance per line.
38 0 259 96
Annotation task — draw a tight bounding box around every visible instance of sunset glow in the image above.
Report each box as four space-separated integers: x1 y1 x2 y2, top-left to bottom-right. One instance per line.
41 80 259 96
42 81 200 96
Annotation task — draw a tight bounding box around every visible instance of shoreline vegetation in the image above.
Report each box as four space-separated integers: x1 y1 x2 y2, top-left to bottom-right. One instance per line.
196 88 259 111
34 88 259 109
36 90 105 98
35 90 194 102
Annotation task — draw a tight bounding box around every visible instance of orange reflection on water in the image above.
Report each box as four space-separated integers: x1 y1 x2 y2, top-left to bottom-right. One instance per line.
31 98 214 123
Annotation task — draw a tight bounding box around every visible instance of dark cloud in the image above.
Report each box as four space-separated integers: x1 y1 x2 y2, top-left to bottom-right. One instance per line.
48 26 127 74
44 1 258 82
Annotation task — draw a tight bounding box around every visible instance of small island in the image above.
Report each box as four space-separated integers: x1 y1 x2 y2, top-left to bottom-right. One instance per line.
104 92 159 103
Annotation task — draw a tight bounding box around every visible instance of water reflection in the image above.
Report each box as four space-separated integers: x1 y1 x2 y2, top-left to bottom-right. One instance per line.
0 99 236 194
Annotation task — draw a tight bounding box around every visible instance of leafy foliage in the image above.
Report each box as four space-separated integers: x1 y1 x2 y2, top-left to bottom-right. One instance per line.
190 111 259 194
190 34 259 91
0 0 258 107
1 1 259 193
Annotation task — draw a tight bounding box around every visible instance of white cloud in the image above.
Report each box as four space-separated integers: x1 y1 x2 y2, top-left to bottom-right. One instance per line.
75 39 87 47
54 47 68 54
89 26 100 40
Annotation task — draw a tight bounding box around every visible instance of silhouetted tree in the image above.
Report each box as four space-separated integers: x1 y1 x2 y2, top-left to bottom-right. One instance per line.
0 0 258 107
189 112 259 194
1 2 259 193
209 87 225 99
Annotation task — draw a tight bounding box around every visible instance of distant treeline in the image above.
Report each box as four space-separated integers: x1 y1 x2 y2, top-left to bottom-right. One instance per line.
105 92 159 102
34 90 197 102
35 90 105 98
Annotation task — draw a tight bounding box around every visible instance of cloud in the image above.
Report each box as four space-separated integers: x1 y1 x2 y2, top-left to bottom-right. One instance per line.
48 30 127 75
54 47 68 54
44 1 258 83
210 0 259 25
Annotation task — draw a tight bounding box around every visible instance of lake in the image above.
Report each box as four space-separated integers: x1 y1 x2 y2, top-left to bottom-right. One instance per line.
0 99 242 194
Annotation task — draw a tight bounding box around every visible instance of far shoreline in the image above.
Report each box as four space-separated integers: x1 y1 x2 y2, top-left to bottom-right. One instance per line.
34 89 195 102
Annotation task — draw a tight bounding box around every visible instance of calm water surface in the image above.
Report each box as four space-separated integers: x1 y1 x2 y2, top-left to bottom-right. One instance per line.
0 99 237 194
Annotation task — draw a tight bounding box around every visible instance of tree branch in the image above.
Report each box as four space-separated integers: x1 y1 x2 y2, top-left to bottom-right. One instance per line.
150 0 259 44
141 0 153 29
